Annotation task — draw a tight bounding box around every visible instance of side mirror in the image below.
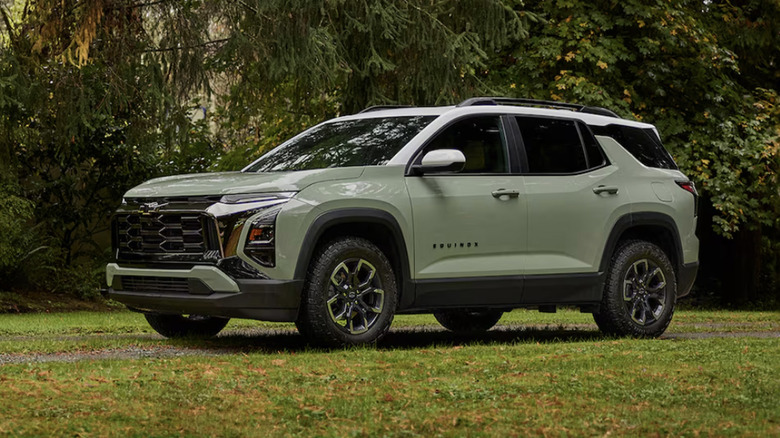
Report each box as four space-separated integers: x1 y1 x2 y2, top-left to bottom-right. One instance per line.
413 149 466 175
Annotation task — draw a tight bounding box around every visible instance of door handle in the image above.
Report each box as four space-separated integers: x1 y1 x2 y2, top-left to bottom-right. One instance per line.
492 189 520 199
593 185 619 195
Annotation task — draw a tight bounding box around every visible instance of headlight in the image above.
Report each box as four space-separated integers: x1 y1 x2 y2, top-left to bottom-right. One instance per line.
219 192 296 204
242 206 281 267
206 192 295 217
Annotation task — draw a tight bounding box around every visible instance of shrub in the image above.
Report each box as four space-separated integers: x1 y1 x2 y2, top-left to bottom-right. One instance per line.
0 182 46 287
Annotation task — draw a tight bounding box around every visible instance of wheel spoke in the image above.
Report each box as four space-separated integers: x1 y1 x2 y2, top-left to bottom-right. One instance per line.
623 280 635 301
648 267 667 291
333 304 348 321
647 289 665 300
650 300 664 319
634 301 646 325
346 303 369 334
355 305 370 331
648 281 666 292
632 261 641 279
356 259 377 288
638 259 650 284
630 300 642 324
358 288 385 313
330 262 350 289
369 288 384 313
326 295 348 324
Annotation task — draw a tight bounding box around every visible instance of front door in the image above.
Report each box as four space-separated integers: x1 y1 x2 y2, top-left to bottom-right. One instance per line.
405 115 527 307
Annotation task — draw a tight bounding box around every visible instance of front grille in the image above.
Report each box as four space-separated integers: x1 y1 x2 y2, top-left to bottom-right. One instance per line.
115 213 206 256
121 276 190 293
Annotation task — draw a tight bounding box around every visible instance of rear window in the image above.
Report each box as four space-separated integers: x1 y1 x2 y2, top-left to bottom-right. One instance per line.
590 125 677 169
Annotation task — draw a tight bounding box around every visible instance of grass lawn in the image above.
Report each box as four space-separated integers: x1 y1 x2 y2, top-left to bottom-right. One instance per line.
0 309 778 436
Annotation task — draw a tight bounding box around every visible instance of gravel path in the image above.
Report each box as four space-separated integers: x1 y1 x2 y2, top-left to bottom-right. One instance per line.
1 324 777 365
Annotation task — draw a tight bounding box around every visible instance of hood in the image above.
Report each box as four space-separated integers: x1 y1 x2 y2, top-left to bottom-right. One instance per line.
124 168 364 198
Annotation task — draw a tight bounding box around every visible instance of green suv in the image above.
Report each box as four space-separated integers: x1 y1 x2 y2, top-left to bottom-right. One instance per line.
107 97 699 346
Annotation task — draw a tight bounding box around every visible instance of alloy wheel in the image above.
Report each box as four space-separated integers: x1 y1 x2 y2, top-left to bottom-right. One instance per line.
326 258 386 334
623 258 667 325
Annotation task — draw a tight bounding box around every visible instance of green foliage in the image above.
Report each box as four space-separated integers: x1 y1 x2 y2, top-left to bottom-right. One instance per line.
486 0 779 238
211 0 529 167
0 0 778 301
0 0 220 269
0 181 43 283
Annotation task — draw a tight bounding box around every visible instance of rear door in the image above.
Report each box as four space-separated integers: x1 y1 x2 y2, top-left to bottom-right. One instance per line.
513 116 632 303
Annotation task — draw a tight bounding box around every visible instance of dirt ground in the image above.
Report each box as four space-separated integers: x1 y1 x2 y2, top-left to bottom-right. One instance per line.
1 323 777 365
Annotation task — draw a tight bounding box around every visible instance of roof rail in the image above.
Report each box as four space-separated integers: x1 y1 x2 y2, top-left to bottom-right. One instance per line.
456 97 620 118
358 105 413 114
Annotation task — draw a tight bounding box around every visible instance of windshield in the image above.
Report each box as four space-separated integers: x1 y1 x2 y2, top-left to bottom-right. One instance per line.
244 116 435 172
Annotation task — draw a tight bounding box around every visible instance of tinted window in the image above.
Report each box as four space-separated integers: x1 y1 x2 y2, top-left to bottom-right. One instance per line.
422 116 508 173
245 116 435 172
590 125 677 169
516 117 587 174
581 123 607 168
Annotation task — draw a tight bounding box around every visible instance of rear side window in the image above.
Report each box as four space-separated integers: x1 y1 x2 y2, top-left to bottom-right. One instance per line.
590 125 677 169
581 124 607 169
515 117 588 174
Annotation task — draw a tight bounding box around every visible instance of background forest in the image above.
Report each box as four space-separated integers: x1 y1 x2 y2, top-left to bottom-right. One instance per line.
0 0 778 306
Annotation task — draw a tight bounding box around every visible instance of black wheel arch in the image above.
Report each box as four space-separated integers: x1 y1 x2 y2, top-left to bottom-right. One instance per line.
600 212 684 277
294 208 415 309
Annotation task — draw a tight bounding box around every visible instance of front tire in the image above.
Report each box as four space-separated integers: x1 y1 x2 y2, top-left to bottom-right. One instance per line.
145 314 229 338
433 309 503 334
593 240 677 337
295 236 398 347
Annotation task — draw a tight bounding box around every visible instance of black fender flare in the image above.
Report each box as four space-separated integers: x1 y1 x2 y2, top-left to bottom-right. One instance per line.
294 208 414 308
599 212 684 274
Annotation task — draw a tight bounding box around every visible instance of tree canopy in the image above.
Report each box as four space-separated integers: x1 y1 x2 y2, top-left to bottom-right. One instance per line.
0 0 777 302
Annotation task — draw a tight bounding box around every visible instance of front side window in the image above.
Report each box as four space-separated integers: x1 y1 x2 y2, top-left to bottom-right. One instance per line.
245 116 435 172
420 116 508 173
516 117 588 174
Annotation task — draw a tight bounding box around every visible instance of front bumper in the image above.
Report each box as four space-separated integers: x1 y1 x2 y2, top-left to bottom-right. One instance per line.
106 263 303 321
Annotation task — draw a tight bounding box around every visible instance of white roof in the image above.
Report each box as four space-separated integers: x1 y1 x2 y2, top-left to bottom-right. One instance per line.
244 100 658 170
337 103 657 166
332 104 655 129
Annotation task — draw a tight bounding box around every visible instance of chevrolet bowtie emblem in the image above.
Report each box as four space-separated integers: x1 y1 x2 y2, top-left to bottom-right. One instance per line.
138 202 168 215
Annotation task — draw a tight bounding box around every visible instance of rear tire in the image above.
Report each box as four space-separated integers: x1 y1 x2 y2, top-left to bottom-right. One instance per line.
295 236 398 347
145 314 229 338
594 240 677 337
433 309 503 334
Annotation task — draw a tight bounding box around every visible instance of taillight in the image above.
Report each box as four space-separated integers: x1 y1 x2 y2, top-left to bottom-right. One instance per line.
675 180 698 216
675 180 697 195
